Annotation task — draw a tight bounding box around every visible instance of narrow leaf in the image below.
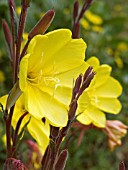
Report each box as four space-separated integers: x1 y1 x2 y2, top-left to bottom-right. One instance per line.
6 81 22 110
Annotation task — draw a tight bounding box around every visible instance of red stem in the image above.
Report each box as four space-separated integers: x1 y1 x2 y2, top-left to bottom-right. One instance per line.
12 112 28 156
4 106 15 158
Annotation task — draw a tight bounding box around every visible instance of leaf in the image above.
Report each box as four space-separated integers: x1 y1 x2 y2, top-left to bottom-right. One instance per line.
6 81 22 110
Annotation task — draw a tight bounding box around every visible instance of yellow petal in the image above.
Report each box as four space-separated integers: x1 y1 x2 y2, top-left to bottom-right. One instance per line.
27 117 50 154
19 54 30 91
92 97 122 114
90 77 122 98
12 95 30 132
77 113 92 125
43 39 86 75
77 105 106 128
77 92 90 113
88 64 112 89
43 86 72 107
0 95 8 111
27 29 86 75
56 62 89 88
87 56 100 70
24 84 68 127
27 35 48 73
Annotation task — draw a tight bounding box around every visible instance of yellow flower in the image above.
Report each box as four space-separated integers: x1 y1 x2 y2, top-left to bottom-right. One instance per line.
16 6 21 15
117 42 128 52
2 134 6 147
85 11 103 25
114 55 123 69
77 57 122 128
0 70 5 83
80 18 90 30
92 25 104 33
0 95 50 154
19 29 87 127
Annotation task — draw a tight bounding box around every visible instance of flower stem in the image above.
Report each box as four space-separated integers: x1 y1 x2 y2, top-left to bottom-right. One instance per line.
12 112 28 157
4 106 15 158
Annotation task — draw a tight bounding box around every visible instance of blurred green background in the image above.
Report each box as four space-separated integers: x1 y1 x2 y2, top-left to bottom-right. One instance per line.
0 0 128 169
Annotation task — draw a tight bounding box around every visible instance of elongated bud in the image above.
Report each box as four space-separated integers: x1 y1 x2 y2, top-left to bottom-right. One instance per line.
8 0 16 9
21 0 31 7
86 0 93 5
68 100 78 120
83 66 93 81
73 74 82 99
5 158 27 170
73 0 79 21
119 161 125 170
81 72 95 92
55 149 68 170
12 159 27 170
2 19 13 59
28 9 55 40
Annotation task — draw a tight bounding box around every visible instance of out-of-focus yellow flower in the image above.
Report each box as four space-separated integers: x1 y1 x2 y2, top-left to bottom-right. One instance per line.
80 18 90 30
77 57 122 128
0 95 50 154
16 6 21 15
106 47 113 56
114 5 122 12
85 11 103 25
19 29 88 127
21 32 28 52
117 42 128 52
92 25 104 33
0 70 5 83
2 134 6 146
103 120 128 151
114 55 123 69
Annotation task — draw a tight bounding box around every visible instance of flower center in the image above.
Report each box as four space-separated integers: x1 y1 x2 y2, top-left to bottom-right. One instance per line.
27 69 61 89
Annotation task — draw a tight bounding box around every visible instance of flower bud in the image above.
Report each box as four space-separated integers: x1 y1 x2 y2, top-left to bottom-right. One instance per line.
28 10 55 40
73 1 79 21
73 74 82 99
103 120 128 151
119 161 126 170
2 19 13 59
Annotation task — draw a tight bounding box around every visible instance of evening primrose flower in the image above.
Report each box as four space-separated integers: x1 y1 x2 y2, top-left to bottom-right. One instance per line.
19 29 87 127
77 57 122 128
0 95 50 154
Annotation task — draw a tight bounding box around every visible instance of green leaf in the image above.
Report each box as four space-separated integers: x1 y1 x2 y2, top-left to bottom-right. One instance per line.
6 81 22 110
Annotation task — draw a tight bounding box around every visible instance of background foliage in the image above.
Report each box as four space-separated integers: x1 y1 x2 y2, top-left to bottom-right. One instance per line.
0 0 128 169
